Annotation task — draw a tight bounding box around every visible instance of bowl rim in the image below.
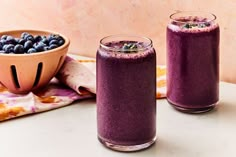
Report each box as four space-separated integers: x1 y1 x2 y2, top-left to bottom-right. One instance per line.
0 29 70 56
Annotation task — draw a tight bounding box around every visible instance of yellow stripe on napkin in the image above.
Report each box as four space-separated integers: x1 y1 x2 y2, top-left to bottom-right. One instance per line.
156 65 167 99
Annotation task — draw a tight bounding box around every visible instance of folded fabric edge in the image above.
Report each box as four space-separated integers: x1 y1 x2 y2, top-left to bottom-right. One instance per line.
0 95 94 122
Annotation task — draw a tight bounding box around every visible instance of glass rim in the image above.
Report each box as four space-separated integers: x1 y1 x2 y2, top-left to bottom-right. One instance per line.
99 34 153 52
170 11 217 24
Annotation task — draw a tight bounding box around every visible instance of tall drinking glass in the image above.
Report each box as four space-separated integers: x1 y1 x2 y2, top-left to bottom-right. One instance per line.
96 35 156 151
167 11 220 113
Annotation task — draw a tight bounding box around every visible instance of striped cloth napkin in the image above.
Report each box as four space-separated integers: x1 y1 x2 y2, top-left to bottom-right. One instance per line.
0 54 166 121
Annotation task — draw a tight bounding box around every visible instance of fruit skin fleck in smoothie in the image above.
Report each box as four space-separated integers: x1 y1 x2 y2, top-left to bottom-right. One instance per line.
167 12 220 113
96 35 156 151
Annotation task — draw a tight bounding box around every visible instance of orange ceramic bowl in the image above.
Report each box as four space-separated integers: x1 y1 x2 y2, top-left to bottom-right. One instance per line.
0 29 70 94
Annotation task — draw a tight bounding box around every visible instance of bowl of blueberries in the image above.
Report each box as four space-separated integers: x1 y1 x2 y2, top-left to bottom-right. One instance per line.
0 29 70 94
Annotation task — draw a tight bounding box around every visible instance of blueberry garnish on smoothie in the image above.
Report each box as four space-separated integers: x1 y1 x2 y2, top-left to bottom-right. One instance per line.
181 17 212 29
183 22 210 29
183 23 195 28
122 43 138 53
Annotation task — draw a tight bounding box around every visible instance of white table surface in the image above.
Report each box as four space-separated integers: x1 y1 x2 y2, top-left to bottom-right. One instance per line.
0 82 235 157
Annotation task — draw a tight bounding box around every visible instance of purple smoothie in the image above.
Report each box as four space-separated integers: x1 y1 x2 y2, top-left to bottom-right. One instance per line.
96 37 156 151
167 13 220 112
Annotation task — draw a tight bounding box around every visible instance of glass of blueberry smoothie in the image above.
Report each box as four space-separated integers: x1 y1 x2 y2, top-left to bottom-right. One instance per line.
96 35 156 151
167 11 220 113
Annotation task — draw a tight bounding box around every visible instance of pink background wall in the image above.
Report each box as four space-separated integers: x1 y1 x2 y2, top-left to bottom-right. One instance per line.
0 0 235 83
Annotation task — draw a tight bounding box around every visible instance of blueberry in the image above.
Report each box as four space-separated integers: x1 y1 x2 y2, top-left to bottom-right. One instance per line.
6 36 16 44
1 35 8 40
14 44 24 54
3 45 8 51
25 34 34 42
41 35 47 40
183 23 192 28
49 39 58 45
0 39 6 45
6 35 12 39
35 42 45 52
58 36 64 40
19 38 26 45
21 32 29 39
48 34 60 42
41 37 48 45
47 34 54 41
33 43 37 48
43 46 50 51
15 38 20 44
122 43 138 52
0 42 3 50
4 44 14 53
27 48 37 53
33 41 46 48
58 39 64 46
24 40 33 50
49 44 58 50
34 35 42 42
